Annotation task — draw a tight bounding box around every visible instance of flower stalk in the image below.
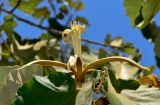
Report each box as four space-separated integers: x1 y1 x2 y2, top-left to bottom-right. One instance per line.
18 21 151 90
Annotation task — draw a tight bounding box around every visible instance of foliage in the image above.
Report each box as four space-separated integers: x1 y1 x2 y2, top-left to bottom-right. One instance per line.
124 0 160 68
0 0 160 105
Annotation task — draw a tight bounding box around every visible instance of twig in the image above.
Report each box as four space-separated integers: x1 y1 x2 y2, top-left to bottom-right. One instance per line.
1 8 125 49
48 0 56 17
10 0 22 13
0 35 21 65
1 8 62 35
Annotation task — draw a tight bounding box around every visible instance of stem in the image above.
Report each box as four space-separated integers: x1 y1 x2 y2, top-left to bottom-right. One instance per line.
0 8 129 49
10 0 22 13
83 56 150 74
48 0 56 17
17 60 76 74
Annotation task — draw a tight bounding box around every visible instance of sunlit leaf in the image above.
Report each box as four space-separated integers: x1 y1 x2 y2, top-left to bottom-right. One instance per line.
124 0 143 26
110 37 123 47
139 0 160 29
33 7 50 18
75 82 93 105
9 0 42 14
110 61 139 80
0 64 43 105
121 85 160 105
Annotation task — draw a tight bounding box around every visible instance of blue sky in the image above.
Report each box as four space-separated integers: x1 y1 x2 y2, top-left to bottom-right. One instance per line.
1 0 160 76
79 0 160 76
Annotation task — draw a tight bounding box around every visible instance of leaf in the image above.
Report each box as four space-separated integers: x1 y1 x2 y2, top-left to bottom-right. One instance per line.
141 21 160 42
154 35 160 58
110 61 139 80
107 66 139 93
75 16 89 26
155 55 160 68
139 74 160 88
110 37 123 47
124 0 160 29
0 64 43 105
33 7 50 18
0 66 18 90
60 5 68 14
13 72 77 105
75 2 85 11
98 48 107 59
121 85 160 105
82 52 98 65
104 34 111 44
75 82 93 105
9 0 42 14
11 39 47 59
124 0 143 26
106 74 136 105
139 0 160 29
0 15 17 40
120 42 136 54
56 12 65 19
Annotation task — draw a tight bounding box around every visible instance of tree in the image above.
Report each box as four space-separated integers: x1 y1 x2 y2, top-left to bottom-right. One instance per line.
0 0 160 105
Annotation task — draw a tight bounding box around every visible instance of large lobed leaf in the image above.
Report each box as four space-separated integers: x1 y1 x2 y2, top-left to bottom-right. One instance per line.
0 65 43 105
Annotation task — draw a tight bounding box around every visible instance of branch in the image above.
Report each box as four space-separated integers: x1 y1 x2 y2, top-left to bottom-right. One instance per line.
1 8 124 49
48 0 56 16
10 0 22 13
1 8 62 35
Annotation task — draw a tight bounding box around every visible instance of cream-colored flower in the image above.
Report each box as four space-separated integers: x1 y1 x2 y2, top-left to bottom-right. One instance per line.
62 21 86 59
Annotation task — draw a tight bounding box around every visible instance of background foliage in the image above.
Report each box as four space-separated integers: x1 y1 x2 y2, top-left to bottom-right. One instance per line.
0 0 160 105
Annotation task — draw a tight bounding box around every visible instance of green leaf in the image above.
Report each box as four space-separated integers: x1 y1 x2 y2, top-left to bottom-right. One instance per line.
82 45 90 53
98 48 107 59
124 0 143 27
139 0 160 29
104 34 111 44
56 12 65 19
141 21 160 42
33 7 50 18
124 0 160 29
155 56 160 68
0 15 17 40
60 5 68 14
75 2 85 11
122 47 136 54
13 72 77 105
154 35 160 58
9 0 42 14
121 85 160 105
75 16 89 26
